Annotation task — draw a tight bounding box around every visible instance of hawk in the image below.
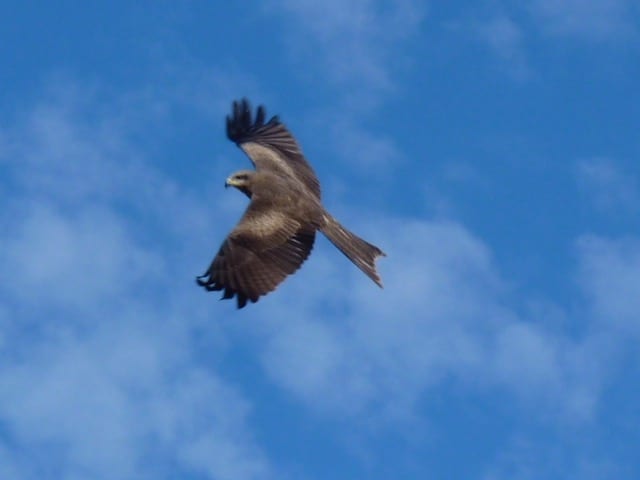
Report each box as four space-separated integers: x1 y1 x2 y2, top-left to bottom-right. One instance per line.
197 99 385 308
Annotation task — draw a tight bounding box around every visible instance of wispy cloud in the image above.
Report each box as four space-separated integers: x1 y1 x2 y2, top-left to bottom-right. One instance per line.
483 433 624 480
577 235 640 337
259 0 425 176
2 203 162 311
252 218 602 423
0 77 274 480
270 0 426 102
576 158 640 214
446 7 531 80
328 116 404 172
529 0 638 40
0 324 271 480
474 13 530 79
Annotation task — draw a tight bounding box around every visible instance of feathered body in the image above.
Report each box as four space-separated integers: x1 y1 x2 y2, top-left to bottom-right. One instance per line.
197 99 385 308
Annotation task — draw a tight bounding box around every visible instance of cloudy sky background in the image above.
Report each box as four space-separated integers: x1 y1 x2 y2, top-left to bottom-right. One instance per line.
1 1 639 479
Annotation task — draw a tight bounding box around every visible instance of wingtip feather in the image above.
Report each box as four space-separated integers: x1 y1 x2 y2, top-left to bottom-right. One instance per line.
226 98 281 144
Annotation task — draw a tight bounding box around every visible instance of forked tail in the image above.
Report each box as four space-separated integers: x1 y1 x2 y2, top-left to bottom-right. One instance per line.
320 213 385 287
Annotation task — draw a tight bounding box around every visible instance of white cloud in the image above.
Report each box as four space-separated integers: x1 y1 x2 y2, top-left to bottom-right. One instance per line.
270 0 425 99
328 116 404 172
253 218 601 423
577 235 640 336
473 14 530 79
257 1 424 175
0 443 23 480
482 433 624 480
477 14 523 56
1 203 161 312
0 322 271 480
529 0 638 40
0 78 274 480
576 158 640 214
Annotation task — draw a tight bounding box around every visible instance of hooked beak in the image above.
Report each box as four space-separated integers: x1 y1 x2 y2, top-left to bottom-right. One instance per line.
225 177 234 189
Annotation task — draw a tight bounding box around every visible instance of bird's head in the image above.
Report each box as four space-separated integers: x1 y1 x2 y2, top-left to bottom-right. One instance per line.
225 169 255 197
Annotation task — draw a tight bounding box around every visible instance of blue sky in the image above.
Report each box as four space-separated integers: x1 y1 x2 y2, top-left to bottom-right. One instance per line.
1 1 639 479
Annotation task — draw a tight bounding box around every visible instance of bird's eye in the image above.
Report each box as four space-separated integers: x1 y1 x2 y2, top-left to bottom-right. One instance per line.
236 174 248 180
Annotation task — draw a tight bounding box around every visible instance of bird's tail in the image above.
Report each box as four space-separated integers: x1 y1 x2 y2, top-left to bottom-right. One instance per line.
320 213 385 287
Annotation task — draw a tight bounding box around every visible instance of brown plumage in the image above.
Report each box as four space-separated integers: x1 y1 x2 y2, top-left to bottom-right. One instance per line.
196 99 385 308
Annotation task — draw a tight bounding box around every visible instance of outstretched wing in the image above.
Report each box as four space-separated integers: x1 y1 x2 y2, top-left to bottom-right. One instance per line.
226 98 321 199
196 202 316 308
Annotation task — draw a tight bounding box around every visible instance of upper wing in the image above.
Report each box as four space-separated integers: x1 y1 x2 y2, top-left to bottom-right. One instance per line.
196 202 316 308
226 98 321 199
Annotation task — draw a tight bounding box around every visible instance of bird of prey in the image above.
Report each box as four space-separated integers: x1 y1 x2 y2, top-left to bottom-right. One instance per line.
196 99 385 308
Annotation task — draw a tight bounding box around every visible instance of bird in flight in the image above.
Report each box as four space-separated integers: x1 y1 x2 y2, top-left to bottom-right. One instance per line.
197 99 385 308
